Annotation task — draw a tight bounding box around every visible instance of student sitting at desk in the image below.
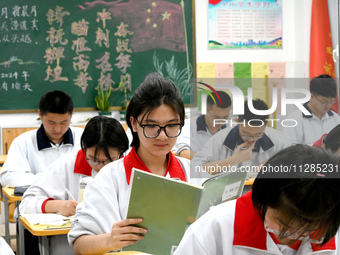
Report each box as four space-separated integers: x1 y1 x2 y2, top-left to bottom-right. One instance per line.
174 90 232 159
175 144 340 254
282 74 340 145
19 116 128 255
68 73 197 254
192 99 289 176
0 90 84 187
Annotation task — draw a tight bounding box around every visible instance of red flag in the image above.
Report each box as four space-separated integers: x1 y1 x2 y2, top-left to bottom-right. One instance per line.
310 0 338 112
209 0 223 5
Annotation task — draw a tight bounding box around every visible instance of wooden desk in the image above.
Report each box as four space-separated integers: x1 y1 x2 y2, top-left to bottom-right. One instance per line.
245 178 255 186
105 252 143 255
19 216 71 255
2 187 22 247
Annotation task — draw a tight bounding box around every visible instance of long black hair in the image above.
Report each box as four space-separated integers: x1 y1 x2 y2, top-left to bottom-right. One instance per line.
126 73 185 148
81 116 129 160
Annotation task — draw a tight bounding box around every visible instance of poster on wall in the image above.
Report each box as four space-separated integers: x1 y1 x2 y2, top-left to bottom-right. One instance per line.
208 0 282 49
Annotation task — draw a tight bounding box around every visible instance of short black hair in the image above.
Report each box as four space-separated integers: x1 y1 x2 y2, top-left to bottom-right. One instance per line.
252 144 340 245
238 99 269 126
324 124 340 153
126 73 185 148
39 90 74 115
310 74 337 98
81 116 128 160
207 91 232 109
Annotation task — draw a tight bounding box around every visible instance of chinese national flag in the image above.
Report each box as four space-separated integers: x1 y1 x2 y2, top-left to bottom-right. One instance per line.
310 0 338 112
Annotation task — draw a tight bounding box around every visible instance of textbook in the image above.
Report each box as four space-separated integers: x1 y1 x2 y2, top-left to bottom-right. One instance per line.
124 168 247 255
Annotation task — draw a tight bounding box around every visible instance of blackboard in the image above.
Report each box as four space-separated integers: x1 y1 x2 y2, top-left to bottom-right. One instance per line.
0 0 195 112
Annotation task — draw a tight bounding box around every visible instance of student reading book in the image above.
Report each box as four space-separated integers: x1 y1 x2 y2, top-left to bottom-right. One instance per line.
124 168 247 255
68 73 200 255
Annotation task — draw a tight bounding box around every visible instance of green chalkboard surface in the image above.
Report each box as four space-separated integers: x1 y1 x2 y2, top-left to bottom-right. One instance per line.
0 0 195 112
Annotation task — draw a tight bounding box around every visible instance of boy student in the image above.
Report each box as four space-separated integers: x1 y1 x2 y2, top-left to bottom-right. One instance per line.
192 99 289 176
282 74 340 145
0 90 84 187
174 90 232 159
175 144 340 255
19 116 129 255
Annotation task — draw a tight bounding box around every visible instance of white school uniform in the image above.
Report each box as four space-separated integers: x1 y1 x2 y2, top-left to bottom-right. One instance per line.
174 115 227 155
67 148 194 249
282 102 340 145
19 149 95 255
0 237 14 255
191 125 290 178
0 125 83 187
174 192 340 255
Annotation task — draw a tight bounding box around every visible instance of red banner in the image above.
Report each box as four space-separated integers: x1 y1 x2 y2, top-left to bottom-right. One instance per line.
310 0 338 112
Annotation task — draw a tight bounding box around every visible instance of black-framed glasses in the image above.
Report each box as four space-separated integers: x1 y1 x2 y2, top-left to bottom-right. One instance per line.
314 95 336 107
86 156 119 166
136 119 183 138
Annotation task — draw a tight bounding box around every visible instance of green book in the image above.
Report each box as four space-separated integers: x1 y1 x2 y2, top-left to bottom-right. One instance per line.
124 168 248 255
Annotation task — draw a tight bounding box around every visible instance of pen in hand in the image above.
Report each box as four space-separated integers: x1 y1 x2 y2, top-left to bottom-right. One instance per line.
65 188 76 201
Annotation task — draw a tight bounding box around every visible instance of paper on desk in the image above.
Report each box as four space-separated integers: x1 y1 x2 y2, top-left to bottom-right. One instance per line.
21 213 74 225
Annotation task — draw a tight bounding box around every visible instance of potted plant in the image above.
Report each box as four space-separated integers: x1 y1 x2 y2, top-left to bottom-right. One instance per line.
95 83 112 116
116 78 131 111
115 77 131 121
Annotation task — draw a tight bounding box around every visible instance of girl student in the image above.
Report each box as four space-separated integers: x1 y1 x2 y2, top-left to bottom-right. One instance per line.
68 73 195 254
174 144 340 255
19 115 128 255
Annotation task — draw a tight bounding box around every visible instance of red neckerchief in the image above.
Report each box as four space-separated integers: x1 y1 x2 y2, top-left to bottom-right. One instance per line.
233 191 336 251
123 147 187 185
73 149 92 176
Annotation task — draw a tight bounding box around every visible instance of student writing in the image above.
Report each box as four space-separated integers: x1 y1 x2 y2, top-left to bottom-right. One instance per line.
19 115 128 255
0 90 84 187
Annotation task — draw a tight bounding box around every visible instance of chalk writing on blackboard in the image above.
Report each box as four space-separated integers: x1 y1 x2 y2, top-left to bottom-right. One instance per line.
0 0 194 111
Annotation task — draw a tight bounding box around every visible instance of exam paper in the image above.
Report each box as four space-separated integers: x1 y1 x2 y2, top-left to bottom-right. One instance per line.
21 213 74 225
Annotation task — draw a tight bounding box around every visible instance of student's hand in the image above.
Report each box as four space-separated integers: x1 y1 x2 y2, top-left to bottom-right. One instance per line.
234 142 256 162
59 200 79 216
108 218 147 251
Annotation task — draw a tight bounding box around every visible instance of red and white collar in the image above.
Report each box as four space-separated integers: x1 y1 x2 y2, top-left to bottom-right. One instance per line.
73 149 92 176
233 191 336 252
123 147 187 185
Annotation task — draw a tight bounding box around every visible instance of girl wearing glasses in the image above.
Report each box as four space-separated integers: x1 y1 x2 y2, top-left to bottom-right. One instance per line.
19 116 128 255
69 73 194 254
174 144 340 255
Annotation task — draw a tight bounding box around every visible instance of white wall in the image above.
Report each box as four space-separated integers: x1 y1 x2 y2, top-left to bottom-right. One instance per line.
195 0 313 78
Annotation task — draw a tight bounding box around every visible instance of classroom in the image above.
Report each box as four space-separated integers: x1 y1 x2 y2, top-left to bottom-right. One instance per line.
0 0 340 254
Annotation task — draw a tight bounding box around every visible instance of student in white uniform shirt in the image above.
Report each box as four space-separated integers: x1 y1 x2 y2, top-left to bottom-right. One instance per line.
174 91 232 159
0 90 84 187
282 74 340 145
19 115 129 255
175 144 340 255
68 73 196 255
192 99 289 176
